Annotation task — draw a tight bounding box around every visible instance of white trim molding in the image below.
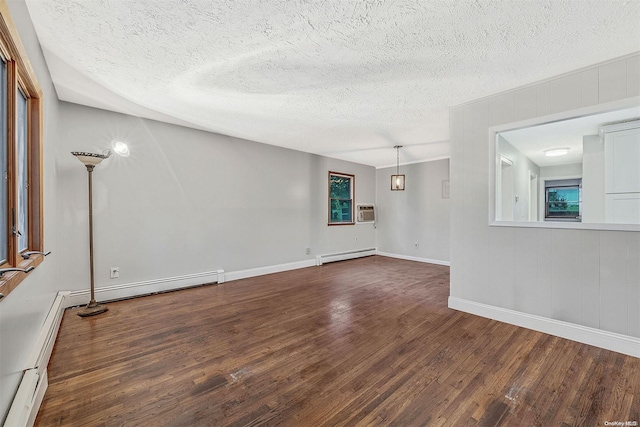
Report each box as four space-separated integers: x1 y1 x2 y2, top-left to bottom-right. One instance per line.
224 260 316 282
377 251 450 266
448 296 640 358
376 155 451 170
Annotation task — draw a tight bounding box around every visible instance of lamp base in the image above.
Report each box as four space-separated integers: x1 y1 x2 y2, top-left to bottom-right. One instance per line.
77 300 108 317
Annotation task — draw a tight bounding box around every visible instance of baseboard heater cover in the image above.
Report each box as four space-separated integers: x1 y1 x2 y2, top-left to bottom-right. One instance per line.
316 248 377 266
3 369 41 427
4 291 66 427
65 269 225 308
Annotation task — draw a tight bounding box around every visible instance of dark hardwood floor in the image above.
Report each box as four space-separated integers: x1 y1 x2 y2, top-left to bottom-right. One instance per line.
36 256 639 426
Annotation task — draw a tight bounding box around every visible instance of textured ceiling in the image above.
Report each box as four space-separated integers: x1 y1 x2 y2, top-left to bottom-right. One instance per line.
25 0 640 167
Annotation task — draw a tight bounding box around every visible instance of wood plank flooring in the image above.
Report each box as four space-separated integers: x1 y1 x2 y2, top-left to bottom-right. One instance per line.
36 256 639 426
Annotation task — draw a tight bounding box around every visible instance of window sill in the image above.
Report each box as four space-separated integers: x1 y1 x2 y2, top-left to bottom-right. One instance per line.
490 220 640 232
0 255 45 301
328 222 355 226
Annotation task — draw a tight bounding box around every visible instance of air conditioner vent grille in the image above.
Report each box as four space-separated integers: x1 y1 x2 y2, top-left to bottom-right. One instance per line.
357 204 375 222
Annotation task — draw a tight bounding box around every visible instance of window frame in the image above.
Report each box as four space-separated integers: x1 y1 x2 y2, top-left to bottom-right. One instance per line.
328 171 355 226
489 97 640 232
0 1 44 300
544 180 582 222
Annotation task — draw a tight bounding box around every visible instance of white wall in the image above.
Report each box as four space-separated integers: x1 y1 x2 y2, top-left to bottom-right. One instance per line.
539 163 582 179
450 53 640 341
375 159 450 264
0 0 61 420
582 135 605 223
497 136 541 221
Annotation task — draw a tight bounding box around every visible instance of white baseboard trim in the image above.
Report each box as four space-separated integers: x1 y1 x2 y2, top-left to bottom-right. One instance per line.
377 251 450 266
448 296 640 358
64 269 224 308
224 259 316 282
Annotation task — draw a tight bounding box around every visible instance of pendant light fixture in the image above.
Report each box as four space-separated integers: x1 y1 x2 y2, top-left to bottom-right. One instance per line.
391 145 405 191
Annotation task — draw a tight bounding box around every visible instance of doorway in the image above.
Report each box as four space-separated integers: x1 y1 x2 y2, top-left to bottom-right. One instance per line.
529 171 538 221
498 156 514 221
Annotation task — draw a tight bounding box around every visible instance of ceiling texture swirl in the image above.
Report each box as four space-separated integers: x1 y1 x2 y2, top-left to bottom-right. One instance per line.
25 0 640 167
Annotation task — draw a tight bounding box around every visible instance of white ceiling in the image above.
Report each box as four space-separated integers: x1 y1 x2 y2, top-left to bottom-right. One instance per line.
500 107 640 167
25 0 640 168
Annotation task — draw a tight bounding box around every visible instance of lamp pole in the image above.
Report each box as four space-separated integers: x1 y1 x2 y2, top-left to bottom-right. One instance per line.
73 151 109 317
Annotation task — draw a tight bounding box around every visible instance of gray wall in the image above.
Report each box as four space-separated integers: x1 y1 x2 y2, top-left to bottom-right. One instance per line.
0 0 62 419
450 54 640 337
1 1 376 419
58 102 376 290
376 159 450 263
2 86 377 422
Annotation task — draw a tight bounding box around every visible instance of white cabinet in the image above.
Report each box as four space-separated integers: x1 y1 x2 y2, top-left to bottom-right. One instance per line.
605 193 640 223
604 125 640 223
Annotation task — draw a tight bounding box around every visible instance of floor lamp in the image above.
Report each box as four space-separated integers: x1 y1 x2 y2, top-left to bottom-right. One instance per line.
72 151 111 317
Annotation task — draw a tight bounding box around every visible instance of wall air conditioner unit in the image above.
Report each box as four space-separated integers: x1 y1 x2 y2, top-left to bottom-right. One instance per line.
356 204 375 222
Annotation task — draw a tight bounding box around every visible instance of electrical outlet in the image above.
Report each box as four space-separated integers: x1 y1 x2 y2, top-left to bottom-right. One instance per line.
414 242 419 248
306 247 311 255
355 236 358 242
110 267 120 279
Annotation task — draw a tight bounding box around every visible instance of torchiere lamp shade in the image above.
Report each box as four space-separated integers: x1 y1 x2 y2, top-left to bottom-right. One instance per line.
71 151 110 167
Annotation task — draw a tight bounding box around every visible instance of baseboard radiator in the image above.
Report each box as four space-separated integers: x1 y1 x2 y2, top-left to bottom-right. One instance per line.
316 248 377 266
4 292 66 427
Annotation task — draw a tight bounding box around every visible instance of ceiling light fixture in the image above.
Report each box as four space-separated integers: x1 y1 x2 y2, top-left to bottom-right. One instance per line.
544 147 570 157
391 145 405 191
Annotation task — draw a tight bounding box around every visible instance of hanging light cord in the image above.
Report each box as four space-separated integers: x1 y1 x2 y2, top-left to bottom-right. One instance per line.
394 145 402 175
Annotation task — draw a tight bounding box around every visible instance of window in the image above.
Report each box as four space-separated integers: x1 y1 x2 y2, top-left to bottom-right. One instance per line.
545 179 582 221
0 5 44 300
0 56 6 264
17 88 28 251
492 99 640 231
328 172 354 225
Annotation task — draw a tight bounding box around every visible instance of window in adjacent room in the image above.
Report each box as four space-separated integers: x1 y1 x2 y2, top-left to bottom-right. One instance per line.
544 179 582 221
0 4 45 300
328 171 354 225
